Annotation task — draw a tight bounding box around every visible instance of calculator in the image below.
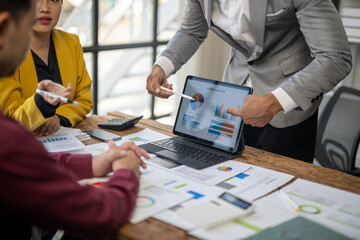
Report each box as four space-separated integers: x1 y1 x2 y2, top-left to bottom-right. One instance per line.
177 192 255 229
97 115 143 131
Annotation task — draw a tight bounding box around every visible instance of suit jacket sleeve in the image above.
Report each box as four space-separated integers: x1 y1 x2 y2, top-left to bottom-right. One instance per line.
0 119 138 239
54 31 93 127
278 0 352 111
0 70 48 131
0 30 93 131
160 0 209 73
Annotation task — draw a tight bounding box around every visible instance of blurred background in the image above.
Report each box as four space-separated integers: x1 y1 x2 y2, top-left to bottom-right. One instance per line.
57 0 230 125
58 0 360 127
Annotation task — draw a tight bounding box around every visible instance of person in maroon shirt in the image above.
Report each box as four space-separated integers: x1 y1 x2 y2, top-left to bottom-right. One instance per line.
0 0 150 239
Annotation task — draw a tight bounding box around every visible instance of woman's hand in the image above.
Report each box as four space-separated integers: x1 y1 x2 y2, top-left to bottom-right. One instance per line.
33 115 61 136
37 80 72 106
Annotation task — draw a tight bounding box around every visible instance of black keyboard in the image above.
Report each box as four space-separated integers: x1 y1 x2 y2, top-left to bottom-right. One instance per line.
150 139 228 164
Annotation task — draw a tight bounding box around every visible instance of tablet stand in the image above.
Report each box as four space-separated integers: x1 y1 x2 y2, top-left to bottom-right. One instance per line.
232 134 245 158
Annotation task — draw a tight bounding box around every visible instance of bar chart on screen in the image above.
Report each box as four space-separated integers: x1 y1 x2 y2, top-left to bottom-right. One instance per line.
208 119 235 139
214 104 239 121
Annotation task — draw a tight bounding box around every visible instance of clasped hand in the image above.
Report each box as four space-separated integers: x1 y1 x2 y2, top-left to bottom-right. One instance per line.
33 80 72 136
92 141 150 179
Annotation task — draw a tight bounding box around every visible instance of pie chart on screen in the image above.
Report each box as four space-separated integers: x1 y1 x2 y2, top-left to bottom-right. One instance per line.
190 93 204 111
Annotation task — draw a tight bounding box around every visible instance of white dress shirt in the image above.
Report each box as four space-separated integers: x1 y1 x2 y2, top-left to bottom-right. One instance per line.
155 0 298 114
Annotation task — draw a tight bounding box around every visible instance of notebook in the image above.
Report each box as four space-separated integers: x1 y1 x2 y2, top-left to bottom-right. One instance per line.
141 75 253 169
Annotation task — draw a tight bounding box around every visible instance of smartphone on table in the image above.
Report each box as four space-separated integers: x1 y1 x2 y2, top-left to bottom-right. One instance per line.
86 129 122 142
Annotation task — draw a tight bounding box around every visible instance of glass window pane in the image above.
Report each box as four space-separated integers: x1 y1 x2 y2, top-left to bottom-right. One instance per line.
157 0 183 41
58 0 93 47
99 0 153 45
98 48 152 117
83 52 93 80
153 46 177 124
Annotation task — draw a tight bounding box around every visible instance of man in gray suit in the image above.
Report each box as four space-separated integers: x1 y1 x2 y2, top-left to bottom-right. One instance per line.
146 0 352 163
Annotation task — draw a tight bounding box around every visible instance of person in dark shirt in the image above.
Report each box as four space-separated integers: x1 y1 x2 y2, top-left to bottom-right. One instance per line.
0 1 150 239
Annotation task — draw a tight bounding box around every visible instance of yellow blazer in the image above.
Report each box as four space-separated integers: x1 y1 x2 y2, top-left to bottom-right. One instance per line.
0 29 93 131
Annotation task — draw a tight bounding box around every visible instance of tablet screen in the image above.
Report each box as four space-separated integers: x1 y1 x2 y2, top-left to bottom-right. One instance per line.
173 75 252 153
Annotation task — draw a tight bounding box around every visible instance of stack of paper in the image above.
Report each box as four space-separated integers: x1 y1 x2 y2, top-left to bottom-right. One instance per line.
57 127 91 141
83 128 171 156
143 164 294 231
75 132 91 141
130 184 193 224
36 127 87 153
75 127 360 239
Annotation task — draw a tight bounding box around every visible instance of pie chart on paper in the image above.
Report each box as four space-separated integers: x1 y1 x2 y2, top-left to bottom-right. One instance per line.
217 166 233 172
190 93 205 111
136 196 156 208
91 182 106 188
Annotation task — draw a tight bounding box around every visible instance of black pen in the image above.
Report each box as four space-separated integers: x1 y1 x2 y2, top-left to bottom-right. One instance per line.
36 89 79 105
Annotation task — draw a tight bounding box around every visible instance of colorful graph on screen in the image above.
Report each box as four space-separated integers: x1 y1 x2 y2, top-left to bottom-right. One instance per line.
181 114 200 129
190 93 204 111
208 119 235 139
214 104 239 121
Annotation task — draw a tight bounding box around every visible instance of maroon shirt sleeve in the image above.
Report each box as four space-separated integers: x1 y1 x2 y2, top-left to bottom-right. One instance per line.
0 114 139 240
49 153 93 180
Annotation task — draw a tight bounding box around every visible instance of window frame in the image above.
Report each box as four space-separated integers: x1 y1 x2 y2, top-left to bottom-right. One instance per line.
84 0 170 120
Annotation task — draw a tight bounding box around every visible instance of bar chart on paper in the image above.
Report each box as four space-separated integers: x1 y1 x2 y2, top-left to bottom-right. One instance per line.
215 166 294 201
37 133 85 153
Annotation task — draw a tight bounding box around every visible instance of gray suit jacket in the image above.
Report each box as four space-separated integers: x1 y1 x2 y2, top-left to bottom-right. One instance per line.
160 0 352 128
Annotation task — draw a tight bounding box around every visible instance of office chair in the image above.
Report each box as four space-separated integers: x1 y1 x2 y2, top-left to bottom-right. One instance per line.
315 86 360 176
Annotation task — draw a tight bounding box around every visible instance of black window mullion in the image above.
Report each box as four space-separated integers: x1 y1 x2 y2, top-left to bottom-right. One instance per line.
84 0 169 119
150 0 159 120
83 41 168 53
92 0 99 114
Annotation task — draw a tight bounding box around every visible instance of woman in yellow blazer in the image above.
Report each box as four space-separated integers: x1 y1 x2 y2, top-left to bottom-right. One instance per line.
0 0 92 136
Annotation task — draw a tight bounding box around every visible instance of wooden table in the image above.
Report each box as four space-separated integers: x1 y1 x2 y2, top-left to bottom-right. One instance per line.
76 112 360 240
